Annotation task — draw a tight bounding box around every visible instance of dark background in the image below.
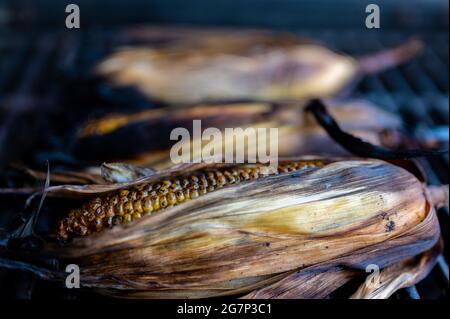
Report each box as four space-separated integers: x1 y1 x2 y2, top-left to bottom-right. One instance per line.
0 0 448 30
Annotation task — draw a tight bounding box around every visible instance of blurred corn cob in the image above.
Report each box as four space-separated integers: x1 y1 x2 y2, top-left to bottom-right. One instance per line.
73 100 403 169
95 28 422 104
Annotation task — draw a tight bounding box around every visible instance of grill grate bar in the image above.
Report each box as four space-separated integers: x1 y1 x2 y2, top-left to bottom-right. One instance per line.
405 285 421 299
0 37 31 95
15 35 57 98
400 61 440 94
421 47 449 93
437 255 449 283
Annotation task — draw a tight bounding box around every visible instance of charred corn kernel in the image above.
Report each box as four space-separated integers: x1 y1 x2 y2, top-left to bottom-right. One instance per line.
240 171 250 180
167 192 177 205
216 173 227 186
106 206 115 217
207 172 217 186
143 196 153 214
94 218 103 230
175 190 185 202
113 215 123 225
161 180 171 189
158 188 168 196
124 201 133 214
123 214 132 224
132 212 142 220
56 161 324 242
160 195 169 208
119 190 129 197
103 217 112 228
79 215 88 226
152 196 160 210
199 174 208 187
183 189 191 201
115 203 125 216
190 190 200 199
86 211 96 222
133 200 143 214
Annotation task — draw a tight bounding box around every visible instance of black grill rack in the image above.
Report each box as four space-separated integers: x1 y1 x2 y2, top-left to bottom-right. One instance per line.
0 28 448 299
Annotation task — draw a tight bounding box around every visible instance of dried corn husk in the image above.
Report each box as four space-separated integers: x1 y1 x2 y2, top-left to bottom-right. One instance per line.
2 158 441 299
242 238 443 299
95 27 422 104
349 239 443 299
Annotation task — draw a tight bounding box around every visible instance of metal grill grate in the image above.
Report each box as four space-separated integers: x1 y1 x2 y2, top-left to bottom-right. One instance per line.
0 29 448 299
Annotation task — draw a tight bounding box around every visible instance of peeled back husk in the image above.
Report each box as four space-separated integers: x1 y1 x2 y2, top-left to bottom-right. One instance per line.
34 158 441 299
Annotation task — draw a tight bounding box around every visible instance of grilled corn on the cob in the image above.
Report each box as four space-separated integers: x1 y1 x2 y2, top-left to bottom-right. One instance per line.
57 160 324 241
45 159 441 299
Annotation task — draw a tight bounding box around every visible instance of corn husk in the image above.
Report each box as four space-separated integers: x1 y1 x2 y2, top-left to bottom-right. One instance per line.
3 158 438 299
95 27 422 104
350 239 443 299
242 237 443 299
73 100 403 169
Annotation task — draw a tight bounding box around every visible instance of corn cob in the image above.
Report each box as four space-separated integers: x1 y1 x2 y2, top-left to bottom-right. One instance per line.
57 160 324 242
96 29 421 104
73 100 403 169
